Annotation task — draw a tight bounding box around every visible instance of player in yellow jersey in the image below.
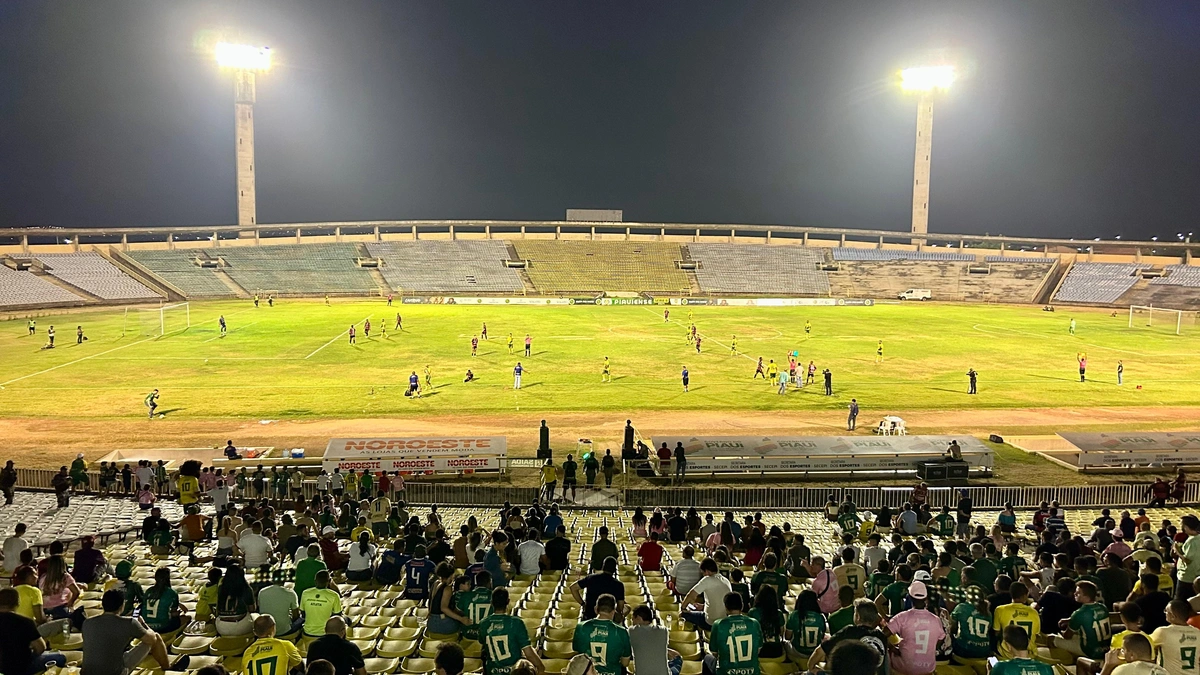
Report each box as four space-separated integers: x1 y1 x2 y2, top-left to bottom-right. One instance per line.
507 333 515 354
875 340 884 364
424 365 432 388
242 616 302 675
730 336 737 356
804 320 811 335
993 583 1041 660
766 359 779 384
601 357 612 383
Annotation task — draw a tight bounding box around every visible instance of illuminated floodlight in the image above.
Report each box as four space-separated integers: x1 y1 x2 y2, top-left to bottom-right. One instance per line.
215 42 271 71
900 65 955 92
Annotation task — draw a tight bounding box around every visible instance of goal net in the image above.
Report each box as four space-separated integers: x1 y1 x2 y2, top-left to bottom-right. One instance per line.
127 302 190 337
1128 305 1193 335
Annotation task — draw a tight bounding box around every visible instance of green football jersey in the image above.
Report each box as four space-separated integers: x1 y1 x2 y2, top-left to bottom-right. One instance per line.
457 587 494 642
750 570 789 608
999 555 1029 580
478 614 530 675
571 618 632 675
784 611 826 655
827 606 855 635
711 614 763 675
1067 602 1111 659
950 602 992 658
837 512 860 532
971 558 998 591
142 587 178 632
989 658 1055 675
933 514 956 537
881 580 908 616
867 572 894 597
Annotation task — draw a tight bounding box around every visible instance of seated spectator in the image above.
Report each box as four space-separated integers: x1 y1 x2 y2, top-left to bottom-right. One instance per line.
319 526 349 571
427 563 466 636
807 599 888 675
71 536 106 585
215 564 256 637
39 557 84 629
82 590 171 675
516 529 546 576
142 567 187 635
301 571 343 638
224 440 241 460
638 533 664 573
670 545 701 595
306 616 367 675
242 615 302 675
628 604 682 675
434 642 465 675
992 625 1050 675
345 532 376 582
258 574 303 637
1 584 67 675
1150 600 1200 674
295 544 328 597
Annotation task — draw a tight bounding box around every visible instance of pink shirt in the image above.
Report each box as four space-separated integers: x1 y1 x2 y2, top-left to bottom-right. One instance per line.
888 608 946 675
811 569 840 614
40 574 76 610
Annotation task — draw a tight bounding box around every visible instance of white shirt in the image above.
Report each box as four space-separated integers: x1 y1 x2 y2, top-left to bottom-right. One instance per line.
330 473 345 489
517 540 546 576
1112 662 1168 675
348 543 377 572
239 532 273 568
1149 624 1200 674
210 485 230 510
692 573 733 624
671 559 702 595
316 474 329 490
136 466 154 488
863 545 887 572
2 536 29 572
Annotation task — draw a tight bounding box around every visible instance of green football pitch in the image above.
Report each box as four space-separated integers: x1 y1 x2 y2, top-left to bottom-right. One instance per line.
1 299 1198 420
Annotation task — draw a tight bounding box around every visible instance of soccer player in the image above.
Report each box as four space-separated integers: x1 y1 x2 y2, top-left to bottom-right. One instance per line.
602 357 611 383
387 294 393 305
324 294 329 305
481 323 488 340
348 324 356 344
396 313 402 330
754 357 765 379
663 309 669 322
1069 318 1076 335
524 334 531 357
875 340 884 364
507 333 515 354
730 336 737 356
695 335 702 353
219 315 226 336
267 295 274 307
847 399 858 431
513 363 523 389
708 593 762 675
1117 360 1124 385
145 389 160 419
364 318 371 337
804 320 811 335
28 318 35 335
572 594 632 675
1078 352 1087 382
478 587 543 675
766 359 778 384
409 371 421 398
380 321 388 339
76 325 85 344
464 370 475 383
424 365 432 388
253 294 259 307
47 325 55 347
682 366 689 392
807 361 816 384
687 310 694 323
243 615 302 675
471 336 479 357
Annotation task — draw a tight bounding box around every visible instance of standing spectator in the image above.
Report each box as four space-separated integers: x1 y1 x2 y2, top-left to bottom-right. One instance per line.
3 523 29 574
956 490 973 539
673 443 687 485
847 399 859 431
0 460 17 506
82 590 171 675
69 454 89 494
540 460 557 503
1172 470 1188 506
1176 515 1200 602
602 449 616 488
51 467 71 508
584 452 600 489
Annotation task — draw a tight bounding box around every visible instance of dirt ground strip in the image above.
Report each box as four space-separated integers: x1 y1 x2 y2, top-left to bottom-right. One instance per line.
5 405 1200 470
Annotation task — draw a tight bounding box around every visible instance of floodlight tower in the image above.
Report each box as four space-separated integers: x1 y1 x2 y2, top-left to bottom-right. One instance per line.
900 65 955 244
215 42 272 230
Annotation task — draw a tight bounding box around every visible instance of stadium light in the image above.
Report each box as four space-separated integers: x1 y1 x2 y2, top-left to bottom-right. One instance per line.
213 42 271 231
215 42 272 71
901 64 956 245
900 65 955 92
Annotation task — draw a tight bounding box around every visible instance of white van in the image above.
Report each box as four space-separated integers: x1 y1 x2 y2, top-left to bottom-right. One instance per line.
898 288 932 301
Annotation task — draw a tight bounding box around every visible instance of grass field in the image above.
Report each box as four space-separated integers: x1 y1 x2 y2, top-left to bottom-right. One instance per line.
2 298 1199 421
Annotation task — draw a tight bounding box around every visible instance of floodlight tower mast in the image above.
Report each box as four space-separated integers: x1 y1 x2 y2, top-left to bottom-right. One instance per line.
900 65 955 245
215 43 272 231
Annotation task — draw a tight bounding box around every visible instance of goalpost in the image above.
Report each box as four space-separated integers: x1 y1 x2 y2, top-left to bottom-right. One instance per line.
124 302 190 337
1129 304 1190 335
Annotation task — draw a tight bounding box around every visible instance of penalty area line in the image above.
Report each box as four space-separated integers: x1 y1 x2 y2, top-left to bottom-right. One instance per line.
305 315 371 359
0 335 158 388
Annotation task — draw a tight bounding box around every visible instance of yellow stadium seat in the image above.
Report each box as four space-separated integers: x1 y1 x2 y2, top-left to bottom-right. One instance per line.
461 641 482 659
400 615 423 629
934 664 978 675
210 635 254 657
361 615 398 628
351 638 377 656
672 642 701 661
182 655 223 671
402 657 436 674
545 627 575 641
365 657 401 674
680 660 703 675
542 641 578 659
759 661 798 675
376 639 419 659
384 627 422 641
171 635 214 656
542 659 570 675
349 626 383 641
950 655 988 675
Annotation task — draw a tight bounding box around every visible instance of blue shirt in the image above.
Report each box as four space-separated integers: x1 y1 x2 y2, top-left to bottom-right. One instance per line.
543 514 563 538
682 369 689 381
514 365 523 375
410 374 418 388
484 546 508 587
403 558 435 599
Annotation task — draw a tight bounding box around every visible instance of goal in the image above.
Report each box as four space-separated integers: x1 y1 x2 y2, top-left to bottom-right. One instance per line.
1128 304 1193 335
124 302 190 337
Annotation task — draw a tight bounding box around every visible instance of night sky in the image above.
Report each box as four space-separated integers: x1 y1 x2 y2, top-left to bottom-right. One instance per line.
1 1 1198 240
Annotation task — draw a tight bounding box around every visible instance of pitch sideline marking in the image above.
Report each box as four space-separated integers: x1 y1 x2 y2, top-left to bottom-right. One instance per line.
305 315 372 359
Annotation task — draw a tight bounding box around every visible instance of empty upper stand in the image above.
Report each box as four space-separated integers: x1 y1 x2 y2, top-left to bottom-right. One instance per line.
1053 262 1149 304
366 241 524 293
832 248 975 262
33 252 160 300
513 240 689 293
1151 264 1200 287
217 244 376 294
688 244 830 295
0 265 85 308
127 250 237 298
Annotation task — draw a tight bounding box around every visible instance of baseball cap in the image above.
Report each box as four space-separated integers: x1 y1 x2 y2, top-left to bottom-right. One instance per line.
1112 530 1124 539
115 560 134 579
322 526 337 536
908 580 928 599
913 570 933 582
